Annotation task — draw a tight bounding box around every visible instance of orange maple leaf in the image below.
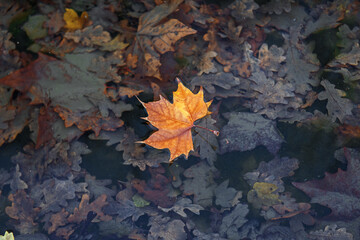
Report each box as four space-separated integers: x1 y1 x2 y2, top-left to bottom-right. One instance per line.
139 78 218 163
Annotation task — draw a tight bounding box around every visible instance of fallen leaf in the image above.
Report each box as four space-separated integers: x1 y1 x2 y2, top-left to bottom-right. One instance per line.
159 198 204 217
0 53 133 136
260 0 295 14
214 180 242 208
63 8 89 31
148 215 186 240
247 182 281 209
219 203 249 239
293 148 360 219
140 78 214 162
183 161 217 207
219 112 284 155
309 224 353 240
67 194 112 223
318 80 353 123
128 0 196 79
6 190 40 234
0 231 14 240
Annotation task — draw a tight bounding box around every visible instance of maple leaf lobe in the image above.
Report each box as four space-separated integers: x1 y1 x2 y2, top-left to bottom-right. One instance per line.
140 79 211 162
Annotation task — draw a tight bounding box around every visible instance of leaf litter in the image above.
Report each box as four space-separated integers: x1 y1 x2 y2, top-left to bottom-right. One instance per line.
0 0 359 239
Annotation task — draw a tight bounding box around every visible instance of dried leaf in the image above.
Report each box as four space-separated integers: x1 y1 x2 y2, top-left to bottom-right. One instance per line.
197 51 218 76
64 25 111 47
219 112 284 154
140 79 213 162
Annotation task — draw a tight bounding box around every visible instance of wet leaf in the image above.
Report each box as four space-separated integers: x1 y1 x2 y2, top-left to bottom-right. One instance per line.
159 197 204 217
6 190 40 234
67 194 112 223
309 224 353 240
0 53 133 136
183 161 217 207
260 0 295 15
214 180 242 208
148 215 186 240
63 8 89 31
0 231 14 240
22 15 48 40
293 148 360 219
85 174 116 199
247 182 280 209
318 80 353 123
219 203 249 239
128 0 196 79
140 79 213 163
64 25 111 48
328 42 360 67
229 0 259 20
219 112 284 154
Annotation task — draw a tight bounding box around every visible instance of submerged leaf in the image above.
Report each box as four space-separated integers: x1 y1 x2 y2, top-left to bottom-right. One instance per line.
293 148 360 219
219 112 283 154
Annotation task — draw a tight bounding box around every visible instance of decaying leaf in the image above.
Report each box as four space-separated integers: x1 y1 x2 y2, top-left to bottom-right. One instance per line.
318 80 353 123
0 53 133 136
6 190 40 234
140 79 214 163
247 182 280 209
128 0 196 79
228 0 259 20
219 203 249 239
183 161 217 207
219 112 284 154
0 231 14 240
68 194 112 223
309 224 353 240
293 148 360 219
214 180 242 208
63 8 89 31
148 215 186 240
159 197 204 217
260 0 295 14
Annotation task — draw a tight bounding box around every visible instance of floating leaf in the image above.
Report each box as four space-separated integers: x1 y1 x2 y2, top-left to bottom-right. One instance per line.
140 79 214 163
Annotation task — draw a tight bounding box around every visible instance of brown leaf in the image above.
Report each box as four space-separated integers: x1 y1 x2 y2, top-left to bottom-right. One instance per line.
128 0 196 79
68 194 112 223
5 190 40 234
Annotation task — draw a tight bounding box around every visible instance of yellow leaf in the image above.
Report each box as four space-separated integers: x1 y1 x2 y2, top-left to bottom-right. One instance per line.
0 231 14 240
247 182 280 208
63 8 88 31
139 78 216 163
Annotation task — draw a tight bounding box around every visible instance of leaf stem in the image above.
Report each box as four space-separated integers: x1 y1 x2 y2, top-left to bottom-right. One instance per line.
193 125 219 136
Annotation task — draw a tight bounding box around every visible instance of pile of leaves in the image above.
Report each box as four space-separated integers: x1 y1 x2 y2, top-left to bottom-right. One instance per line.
0 0 359 239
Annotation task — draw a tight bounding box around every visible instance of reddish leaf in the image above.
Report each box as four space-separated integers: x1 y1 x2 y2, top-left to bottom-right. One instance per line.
293 148 360 219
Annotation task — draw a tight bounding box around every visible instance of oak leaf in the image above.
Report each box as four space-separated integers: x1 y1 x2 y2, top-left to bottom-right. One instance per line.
63 8 89 31
140 78 214 162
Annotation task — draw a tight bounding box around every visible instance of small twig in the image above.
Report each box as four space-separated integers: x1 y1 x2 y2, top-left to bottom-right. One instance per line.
194 125 219 136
